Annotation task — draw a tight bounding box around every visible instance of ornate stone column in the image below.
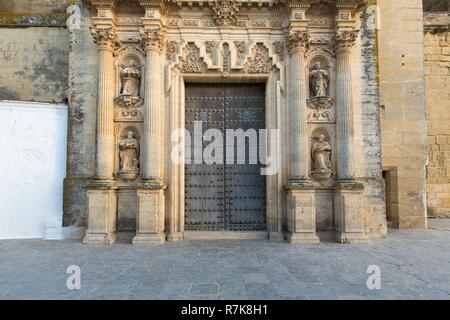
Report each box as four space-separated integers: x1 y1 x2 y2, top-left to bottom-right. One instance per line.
83 27 118 245
132 27 166 245
285 30 319 244
333 28 367 243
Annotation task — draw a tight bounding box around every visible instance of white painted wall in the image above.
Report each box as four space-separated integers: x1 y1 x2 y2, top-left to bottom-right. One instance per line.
0 101 67 239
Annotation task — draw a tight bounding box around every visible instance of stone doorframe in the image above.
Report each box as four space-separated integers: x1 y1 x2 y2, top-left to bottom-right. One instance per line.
164 43 286 241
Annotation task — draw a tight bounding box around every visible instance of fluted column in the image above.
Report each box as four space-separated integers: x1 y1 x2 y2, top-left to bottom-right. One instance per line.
287 30 310 184
140 28 164 184
90 27 117 180
335 30 358 180
133 27 166 245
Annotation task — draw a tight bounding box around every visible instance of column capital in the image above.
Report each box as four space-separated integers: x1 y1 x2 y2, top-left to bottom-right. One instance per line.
287 30 310 54
139 28 165 52
90 27 117 51
334 29 358 53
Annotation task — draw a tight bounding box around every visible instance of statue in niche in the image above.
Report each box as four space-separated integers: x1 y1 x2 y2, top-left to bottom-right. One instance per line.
120 59 141 97
119 131 139 172
309 62 329 98
311 135 332 176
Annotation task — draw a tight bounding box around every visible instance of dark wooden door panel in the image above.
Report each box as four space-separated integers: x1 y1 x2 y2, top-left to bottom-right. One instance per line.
185 83 266 231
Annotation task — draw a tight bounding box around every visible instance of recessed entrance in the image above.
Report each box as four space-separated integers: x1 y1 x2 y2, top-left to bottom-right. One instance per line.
184 83 267 231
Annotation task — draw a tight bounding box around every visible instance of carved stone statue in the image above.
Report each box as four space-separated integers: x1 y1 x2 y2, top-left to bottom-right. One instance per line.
120 60 140 97
119 131 139 172
311 135 332 175
309 62 329 98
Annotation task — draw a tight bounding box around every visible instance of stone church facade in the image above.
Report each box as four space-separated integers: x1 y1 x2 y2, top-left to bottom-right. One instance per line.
0 0 448 243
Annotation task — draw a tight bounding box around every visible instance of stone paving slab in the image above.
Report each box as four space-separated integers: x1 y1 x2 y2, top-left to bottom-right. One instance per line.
1 220 450 299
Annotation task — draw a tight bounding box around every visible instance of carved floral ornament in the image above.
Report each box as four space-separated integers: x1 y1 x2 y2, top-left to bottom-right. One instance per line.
90 27 117 49
287 30 310 53
139 28 165 52
334 30 359 52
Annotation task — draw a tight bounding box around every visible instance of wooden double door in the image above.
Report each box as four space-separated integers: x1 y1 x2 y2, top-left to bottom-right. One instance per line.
184 83 267 231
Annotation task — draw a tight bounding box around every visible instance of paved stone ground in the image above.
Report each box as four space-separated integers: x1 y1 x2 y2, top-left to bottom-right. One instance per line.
1 219 450 300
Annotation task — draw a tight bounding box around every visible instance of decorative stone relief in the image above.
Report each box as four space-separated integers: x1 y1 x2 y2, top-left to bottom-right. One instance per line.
334 30 359 51
119 131 140 180
90 27 117 50
307 98 334 122
167 19 179 26
166 40 177 60
183 20 198 27
206 41 217 56
181 43 207 73
311 134 332 179
245 44 270 74
212 0 240 26
287 30 310 53
271 21 283 28
139 28 165 52
251 20 267 27
273 41 285 61
234 41 246 58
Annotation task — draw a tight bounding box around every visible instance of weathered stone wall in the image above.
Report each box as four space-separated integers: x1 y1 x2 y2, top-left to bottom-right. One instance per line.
0 0 69 102
63 1 97 227
424 12 450 217
378 0 428 228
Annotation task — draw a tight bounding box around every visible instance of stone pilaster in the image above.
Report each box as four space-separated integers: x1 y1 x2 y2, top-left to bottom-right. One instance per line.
333 27 367 243
132 27 166 245
83 26 118 245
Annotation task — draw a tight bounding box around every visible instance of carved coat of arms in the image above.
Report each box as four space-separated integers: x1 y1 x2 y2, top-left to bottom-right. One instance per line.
212 0 240 26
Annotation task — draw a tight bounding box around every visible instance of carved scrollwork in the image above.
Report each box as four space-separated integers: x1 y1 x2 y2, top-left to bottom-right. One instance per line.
180 43 207 73
212 0 240 27
234 41 246 58
139 28 165 52
287 30 310 54
90 27 117 50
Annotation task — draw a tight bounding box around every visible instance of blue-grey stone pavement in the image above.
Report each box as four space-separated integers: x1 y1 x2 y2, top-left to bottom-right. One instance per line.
1 219 450 300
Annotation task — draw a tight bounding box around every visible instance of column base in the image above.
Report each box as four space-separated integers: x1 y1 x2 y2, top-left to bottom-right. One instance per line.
334 181 368 244
269 232 285 241
84 182 117 245
285 185 320 245
83 233 116 245
335 232 368 244
287 233 320 244
132 233 165 245
167 232 184 241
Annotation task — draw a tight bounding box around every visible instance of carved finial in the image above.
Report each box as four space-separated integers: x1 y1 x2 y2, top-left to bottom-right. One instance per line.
139 28 165 52
212 0 241 27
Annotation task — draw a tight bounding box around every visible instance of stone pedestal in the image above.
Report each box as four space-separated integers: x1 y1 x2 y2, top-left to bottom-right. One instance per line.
333 182 368 244
132 184 165 244
286 185 320 244
83 181 117 245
